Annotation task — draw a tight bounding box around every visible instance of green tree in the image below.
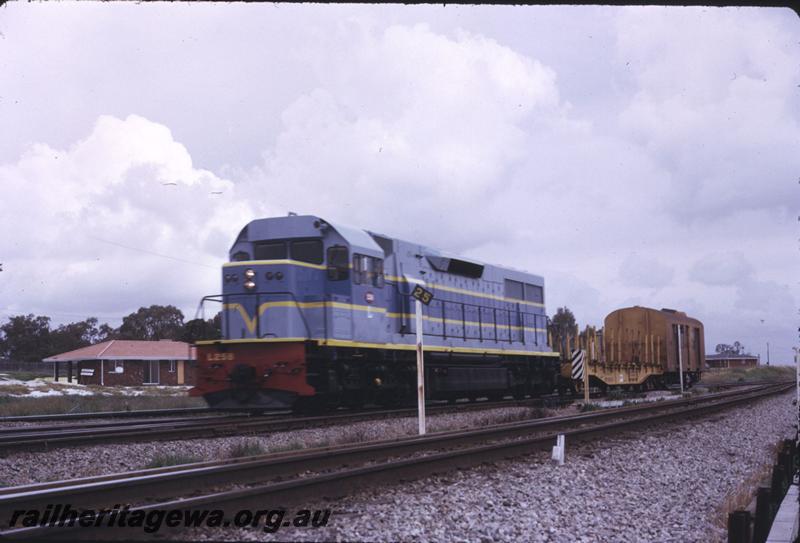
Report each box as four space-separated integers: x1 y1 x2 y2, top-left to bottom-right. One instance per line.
548 306 577 355
181 313 222 343
49 317 112 355
0 314 52 362
118 305 185 341
715 342 746 355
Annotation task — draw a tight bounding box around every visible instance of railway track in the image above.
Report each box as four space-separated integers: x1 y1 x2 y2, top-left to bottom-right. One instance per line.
0 389 584 426
0 395 577 454
0 382 791 540
0 407 219 424
0 383 783 454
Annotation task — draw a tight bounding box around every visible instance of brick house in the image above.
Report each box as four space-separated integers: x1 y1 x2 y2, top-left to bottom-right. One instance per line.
705 353 759 370
44 340 197 386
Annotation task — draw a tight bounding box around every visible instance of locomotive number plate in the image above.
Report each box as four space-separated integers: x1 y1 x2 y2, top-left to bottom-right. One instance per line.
411 285 434 305
206 352 235 362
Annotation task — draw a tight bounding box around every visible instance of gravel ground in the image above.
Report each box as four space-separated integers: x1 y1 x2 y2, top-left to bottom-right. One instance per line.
0 406 544 486
170 391 796 543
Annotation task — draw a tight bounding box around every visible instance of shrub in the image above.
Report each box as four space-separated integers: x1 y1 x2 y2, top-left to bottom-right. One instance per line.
145 452 202 469
269 440 305 454
228 439 267 458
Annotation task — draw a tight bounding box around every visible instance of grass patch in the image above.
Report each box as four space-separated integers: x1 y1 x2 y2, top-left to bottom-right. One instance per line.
145 452 203 469
527 407 555 419
335 427 371 444
700 366 795 385
228 439 267 458
268 440 306 454
0 395 208 417
4 371 42 381
0 385 30 395
580 403 601 412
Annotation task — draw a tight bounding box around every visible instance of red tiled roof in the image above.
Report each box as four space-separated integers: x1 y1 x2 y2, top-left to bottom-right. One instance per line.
44 340 196 362
705 353 758 360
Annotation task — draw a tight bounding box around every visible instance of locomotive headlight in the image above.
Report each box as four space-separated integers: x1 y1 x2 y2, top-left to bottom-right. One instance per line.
244 280 256 290
244 268 256 280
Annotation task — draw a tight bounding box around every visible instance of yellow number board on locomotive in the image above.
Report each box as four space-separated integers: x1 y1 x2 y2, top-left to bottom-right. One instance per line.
411 285 434 305
206 352 235 362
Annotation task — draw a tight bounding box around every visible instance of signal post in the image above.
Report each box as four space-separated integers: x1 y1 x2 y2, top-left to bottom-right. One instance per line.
411 284 434 435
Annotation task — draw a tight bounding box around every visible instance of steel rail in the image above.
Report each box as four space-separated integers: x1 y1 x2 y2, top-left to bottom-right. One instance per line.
0 379 778 426
0 381 787 453
0 382 790 540
0 407 219 424
0 394 584 454
0 414 255 436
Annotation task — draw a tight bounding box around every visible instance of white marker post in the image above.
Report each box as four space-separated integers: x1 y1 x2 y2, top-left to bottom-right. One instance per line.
677 325 684 394
415 298 425 435
410 284 434 436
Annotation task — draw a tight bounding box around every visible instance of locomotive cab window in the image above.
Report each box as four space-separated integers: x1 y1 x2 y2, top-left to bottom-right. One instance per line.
290 239 323 265
504 279 524 300
353 254 384 288
327 245 349 280
524 283 543 303
254 241 287 260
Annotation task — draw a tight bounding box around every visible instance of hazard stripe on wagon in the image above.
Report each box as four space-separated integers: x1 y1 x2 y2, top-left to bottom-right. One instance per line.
571 349 585 380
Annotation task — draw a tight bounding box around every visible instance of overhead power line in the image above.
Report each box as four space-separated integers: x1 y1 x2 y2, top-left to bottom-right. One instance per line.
86 236 217 269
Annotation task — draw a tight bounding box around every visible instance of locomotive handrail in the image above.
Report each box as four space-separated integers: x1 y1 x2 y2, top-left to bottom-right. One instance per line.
196 286 544 347
395 288 544 346
195 292 313 340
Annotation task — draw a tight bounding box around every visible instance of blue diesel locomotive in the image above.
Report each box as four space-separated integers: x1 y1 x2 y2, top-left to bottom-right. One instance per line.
190 214 560 410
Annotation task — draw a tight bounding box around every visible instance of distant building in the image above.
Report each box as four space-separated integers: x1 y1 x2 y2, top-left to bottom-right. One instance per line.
44 340 197 386
705 353 759 370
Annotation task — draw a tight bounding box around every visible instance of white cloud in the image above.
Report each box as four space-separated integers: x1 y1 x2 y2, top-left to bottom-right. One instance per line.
615 7 800 217
618 253 675 289
0 7 797 364
689 251 754 286
0 115 251 321
242 23 566 251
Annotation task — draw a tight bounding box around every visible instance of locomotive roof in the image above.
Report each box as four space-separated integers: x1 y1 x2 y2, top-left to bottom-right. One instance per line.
239 215 383 258
240 214 544 283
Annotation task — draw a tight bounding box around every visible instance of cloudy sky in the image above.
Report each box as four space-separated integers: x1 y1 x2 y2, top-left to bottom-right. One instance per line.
1 4 798 363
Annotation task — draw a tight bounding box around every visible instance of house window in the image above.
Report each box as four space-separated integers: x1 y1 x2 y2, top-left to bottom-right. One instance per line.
114 360 124 373
169 360 176 373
